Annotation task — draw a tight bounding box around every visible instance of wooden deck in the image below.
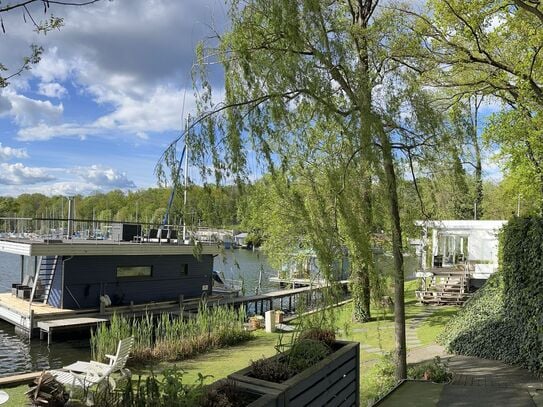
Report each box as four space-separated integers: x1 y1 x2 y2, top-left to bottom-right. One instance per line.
0 293 74 316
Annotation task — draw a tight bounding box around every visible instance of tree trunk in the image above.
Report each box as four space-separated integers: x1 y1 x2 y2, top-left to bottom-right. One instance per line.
378 125 407 380
471 97 483 219
351 173 373 322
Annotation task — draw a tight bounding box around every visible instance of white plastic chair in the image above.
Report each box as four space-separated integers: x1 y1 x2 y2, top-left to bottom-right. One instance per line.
50 336 134 390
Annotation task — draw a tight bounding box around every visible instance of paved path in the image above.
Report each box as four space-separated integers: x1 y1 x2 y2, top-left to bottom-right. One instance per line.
405 306 436 348
405 344 543 406
446 355 543 406
342 306 439 360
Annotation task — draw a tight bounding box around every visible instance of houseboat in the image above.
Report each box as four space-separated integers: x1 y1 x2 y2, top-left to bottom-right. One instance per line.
414 220 507 304
0 224 219 336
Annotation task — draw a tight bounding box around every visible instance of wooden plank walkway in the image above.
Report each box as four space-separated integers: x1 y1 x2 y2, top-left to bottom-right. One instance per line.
0 371 40 386
37 317 108 345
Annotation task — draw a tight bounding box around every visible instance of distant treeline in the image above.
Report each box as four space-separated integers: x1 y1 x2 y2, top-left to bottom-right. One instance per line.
0 175 532 236
0 185 245 229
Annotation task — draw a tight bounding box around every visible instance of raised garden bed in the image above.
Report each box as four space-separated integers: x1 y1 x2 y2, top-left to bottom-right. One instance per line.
228 340 359 407
204 379 282 407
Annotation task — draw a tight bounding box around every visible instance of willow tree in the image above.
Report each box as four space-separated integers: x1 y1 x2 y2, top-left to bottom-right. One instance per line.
0 0 101 87
161 0 444 380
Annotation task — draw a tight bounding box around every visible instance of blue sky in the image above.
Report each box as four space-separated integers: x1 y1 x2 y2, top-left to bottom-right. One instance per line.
0 0 228 196
0 1 505 198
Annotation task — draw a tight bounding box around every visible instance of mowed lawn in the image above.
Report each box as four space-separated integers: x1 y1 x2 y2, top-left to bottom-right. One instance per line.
1 280 457 406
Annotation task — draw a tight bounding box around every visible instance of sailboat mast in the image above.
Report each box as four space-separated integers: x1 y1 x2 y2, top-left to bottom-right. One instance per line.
182 127 189 243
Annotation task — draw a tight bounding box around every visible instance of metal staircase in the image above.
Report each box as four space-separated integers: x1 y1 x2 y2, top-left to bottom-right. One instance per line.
30 256 60 304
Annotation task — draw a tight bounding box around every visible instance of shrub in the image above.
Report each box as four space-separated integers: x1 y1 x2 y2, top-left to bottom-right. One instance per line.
120 366 209 407
297 327 335 347
407 356 452 383
250 357 294 383
199 380 259 407
366 353 398 403
287 339 332 373
439 217 543 376
250 328 334 383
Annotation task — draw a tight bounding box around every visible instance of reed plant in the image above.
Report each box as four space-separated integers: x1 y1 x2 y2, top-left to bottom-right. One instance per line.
90 304 250 365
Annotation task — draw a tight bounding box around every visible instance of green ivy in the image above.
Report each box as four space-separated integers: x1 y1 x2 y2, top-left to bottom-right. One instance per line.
439 217 543 375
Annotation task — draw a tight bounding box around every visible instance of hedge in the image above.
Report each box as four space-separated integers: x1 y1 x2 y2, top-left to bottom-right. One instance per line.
439 217 543 375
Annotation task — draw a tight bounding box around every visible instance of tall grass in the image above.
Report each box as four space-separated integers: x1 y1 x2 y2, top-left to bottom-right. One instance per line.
90 304 250 365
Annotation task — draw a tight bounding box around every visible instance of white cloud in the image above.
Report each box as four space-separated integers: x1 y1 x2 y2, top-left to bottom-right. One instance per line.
16 86 203 141
94 86 188 134
73 165 136 189
0 163 55 185
0 144 28 161
38 82 68 99
0 95 12 116
3 91 63 127
16 123 99 141
32 47 72 83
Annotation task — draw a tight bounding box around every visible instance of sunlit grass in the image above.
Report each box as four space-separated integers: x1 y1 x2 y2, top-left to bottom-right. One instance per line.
1 280 457 407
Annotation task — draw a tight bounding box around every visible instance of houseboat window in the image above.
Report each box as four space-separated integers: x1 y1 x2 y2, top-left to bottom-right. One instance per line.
116 266 152 278
182 264 188 275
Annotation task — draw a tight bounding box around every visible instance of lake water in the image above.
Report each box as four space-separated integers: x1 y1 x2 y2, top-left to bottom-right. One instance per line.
0 249 276 377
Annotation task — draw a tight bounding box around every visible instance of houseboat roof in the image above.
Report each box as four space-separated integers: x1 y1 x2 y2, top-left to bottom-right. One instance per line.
414 220 507 231
0 238 219 257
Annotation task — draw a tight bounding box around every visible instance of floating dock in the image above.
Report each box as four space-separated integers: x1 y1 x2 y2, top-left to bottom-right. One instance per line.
0 281 350 342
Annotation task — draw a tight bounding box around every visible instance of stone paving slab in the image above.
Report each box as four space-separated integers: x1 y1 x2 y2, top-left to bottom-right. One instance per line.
447 355 542 390
437 385 536 406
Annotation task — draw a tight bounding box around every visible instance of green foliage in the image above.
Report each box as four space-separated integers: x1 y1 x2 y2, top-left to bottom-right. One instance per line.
249 357 294 383
0 185 245 229
484 109 543 212
407 357 452 383
287 339 331 374
250 326 334 384
297 327 336 348
366 353 398 402
199 380 258 407
90 305 251 365
119 366 210 407
439 217 543 375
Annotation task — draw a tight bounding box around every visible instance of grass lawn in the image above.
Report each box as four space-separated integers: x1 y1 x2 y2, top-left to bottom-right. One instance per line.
1 280 457 406
132 329 290 385
1 385 28 407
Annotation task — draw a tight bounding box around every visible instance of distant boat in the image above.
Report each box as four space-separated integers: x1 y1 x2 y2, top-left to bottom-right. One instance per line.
270 249 350 287
212 270 242 297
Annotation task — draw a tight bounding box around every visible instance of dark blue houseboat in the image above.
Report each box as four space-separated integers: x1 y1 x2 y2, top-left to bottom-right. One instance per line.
0 231 218 334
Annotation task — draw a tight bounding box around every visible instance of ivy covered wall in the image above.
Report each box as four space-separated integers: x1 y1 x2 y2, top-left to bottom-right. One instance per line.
440 217 543 375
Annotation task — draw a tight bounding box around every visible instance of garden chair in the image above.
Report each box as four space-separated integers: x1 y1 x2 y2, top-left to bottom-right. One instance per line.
49 336 134 390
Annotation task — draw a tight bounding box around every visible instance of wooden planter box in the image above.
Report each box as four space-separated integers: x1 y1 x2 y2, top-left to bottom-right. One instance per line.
228 340 359 407
206 379 282 407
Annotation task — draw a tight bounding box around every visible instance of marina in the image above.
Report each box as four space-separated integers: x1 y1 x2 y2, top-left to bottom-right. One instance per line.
0 246 279 377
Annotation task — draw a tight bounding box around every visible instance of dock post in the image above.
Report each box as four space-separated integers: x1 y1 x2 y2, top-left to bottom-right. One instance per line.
28 309 34 340
265 310 275 333
20 255 24 284
179 295 184 315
